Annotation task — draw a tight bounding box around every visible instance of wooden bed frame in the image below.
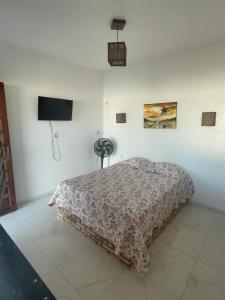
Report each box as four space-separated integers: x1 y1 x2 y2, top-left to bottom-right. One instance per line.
57 202 185 267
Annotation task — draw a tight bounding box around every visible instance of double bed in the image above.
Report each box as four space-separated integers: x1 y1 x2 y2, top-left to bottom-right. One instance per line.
49 158 194 273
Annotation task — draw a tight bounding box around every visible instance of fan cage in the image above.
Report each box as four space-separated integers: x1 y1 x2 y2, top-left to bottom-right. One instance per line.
94 139 113 157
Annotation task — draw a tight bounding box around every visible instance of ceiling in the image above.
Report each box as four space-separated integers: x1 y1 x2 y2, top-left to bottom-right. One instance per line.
1 0 225 71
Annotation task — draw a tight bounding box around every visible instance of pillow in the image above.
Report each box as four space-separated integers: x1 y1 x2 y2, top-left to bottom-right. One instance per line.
121 157 153 169
121 158 186 179
150 162 186 178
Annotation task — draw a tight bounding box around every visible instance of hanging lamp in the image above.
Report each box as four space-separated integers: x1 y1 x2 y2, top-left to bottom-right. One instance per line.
108 19 127 66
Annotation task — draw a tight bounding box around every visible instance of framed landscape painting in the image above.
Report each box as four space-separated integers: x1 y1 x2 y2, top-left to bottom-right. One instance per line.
144 102 177 129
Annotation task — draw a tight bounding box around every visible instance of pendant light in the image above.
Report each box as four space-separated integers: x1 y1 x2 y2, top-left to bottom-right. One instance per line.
108 19 127 66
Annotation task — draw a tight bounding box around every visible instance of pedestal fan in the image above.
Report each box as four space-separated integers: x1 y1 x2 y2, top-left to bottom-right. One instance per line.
94 138 114 169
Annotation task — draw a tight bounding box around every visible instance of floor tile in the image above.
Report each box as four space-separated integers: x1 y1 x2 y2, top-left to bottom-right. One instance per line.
78 280 112 300
43 267 83 300
58 242 124 288
99 270 146 300
157 222 207 258
148 241 195 298
19 215 76 241
0 221 33 249
1 197 53 224
198 233 225 274
209 212 225 242
97 252 127 281
145 278 178 300
174 205 214 233
182 261 225 300
21 242 56 279
35 230 83 266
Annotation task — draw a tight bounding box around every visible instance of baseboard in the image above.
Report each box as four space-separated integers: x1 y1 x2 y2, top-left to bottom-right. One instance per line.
190 199 225 215
18 190 54 205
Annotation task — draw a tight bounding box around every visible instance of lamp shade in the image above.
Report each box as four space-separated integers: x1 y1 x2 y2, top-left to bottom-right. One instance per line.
108 42 127 66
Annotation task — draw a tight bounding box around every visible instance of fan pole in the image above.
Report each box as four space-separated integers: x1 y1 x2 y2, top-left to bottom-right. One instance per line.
100 153 104 169
101 158 104 169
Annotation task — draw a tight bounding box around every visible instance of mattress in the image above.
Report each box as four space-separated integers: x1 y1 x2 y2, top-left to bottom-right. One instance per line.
49 157 195 272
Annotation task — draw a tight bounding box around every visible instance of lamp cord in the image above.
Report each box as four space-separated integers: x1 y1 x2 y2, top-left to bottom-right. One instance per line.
49 121 61 161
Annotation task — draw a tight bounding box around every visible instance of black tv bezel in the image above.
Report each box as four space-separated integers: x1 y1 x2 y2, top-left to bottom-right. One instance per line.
38 96 73 121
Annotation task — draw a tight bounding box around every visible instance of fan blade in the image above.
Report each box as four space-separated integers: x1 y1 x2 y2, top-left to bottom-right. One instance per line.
95 145 102 151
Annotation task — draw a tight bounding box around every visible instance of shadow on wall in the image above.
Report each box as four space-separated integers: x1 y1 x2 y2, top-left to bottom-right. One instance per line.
4 84 30 200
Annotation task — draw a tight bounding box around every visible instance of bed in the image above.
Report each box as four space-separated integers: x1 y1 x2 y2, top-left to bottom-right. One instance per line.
49 158 194 272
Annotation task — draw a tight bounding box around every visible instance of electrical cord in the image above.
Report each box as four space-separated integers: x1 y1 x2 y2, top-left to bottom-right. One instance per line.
49 121 61 161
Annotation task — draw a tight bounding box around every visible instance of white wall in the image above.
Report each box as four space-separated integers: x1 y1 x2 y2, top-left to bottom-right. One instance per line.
1 39 225 212
103 42 225 212
0 42 103 203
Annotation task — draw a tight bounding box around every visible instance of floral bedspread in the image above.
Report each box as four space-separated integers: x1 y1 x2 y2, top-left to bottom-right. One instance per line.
49 158 194 272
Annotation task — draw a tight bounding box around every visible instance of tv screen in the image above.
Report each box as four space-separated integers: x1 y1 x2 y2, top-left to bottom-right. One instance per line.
38 96 73 121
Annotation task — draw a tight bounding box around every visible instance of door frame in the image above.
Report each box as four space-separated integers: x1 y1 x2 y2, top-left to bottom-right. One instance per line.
0 82 17 214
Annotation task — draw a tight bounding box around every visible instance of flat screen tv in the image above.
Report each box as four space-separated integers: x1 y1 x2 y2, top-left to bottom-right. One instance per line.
38 96 73 121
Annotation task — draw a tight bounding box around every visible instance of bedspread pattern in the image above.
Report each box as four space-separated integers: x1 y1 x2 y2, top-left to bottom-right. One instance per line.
50 158 194 272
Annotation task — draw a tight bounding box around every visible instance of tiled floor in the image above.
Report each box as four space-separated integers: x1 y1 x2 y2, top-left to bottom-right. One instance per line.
1 197 225 300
